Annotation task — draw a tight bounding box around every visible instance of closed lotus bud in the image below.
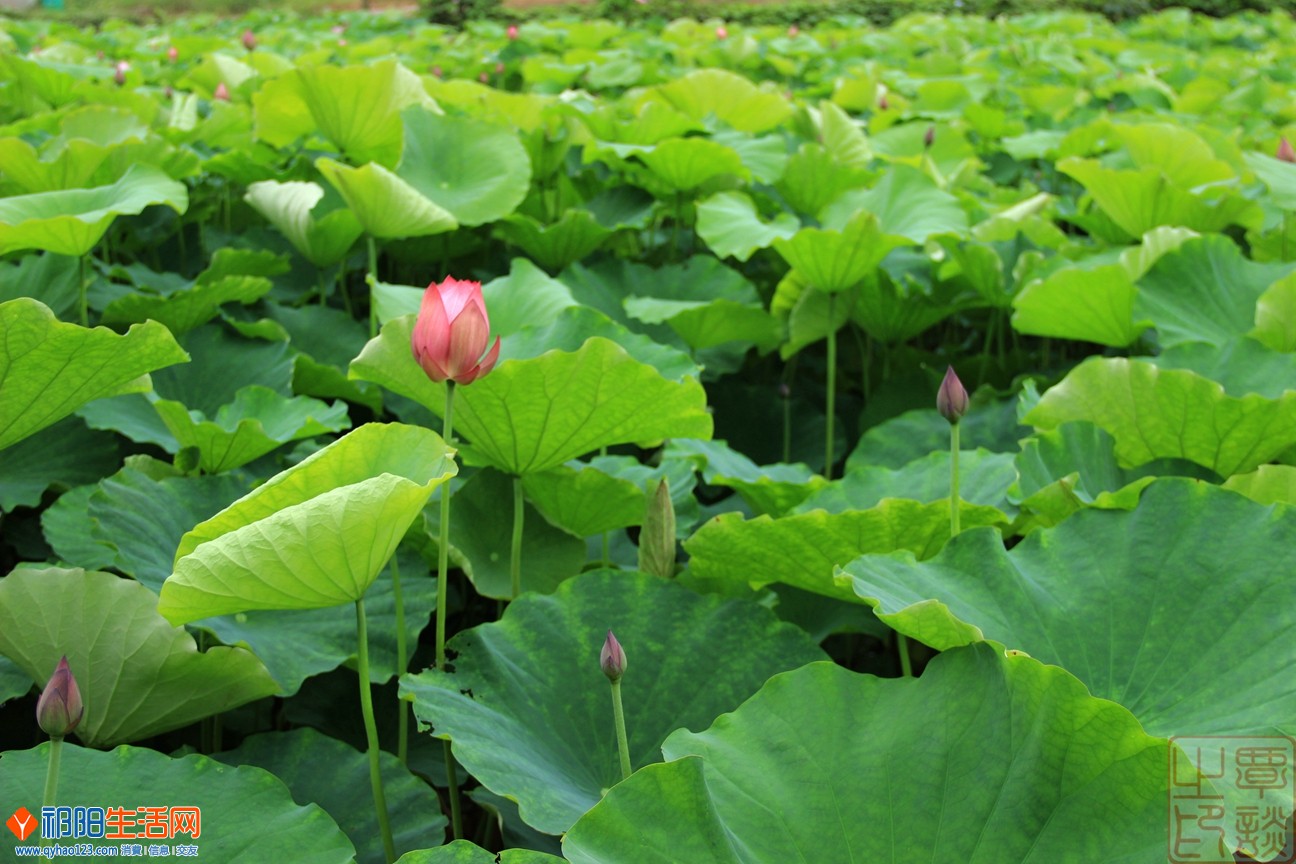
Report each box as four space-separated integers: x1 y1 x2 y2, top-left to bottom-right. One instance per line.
878 94 889 111
507 24 519 40
600 630 627 682
495 61 505 74
214 82 230 101
167 45 178 62
479 71 489 83
937 365 968 425
787 24 799 37
411 276 501 385
924 125 936 149
1278 137 1296 164
37 656 83 739
715 25 728 40
114 61 128 86
337 39 348 47
638 477 677 580
241 29 256 51
431 65 443 78
331 23 346 34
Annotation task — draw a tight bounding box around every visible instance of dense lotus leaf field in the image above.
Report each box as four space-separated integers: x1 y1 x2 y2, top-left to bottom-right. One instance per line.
2 6 1296 862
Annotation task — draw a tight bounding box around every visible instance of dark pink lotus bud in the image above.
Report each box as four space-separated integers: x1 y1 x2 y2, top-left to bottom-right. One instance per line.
411 276 501 385
878 95 889 111
164 84 173 99
507 24 519 40
114 61 128 86
37 656 83 739
715 25 728 40
937 365 968 424
600 630 626 682
241 29 256 51
924 126 935 149
431 65 443 78
1278 138 1296 164
167 45 178 62
214 82 230 101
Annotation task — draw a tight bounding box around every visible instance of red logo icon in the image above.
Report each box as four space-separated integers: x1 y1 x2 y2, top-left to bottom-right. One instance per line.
6 807 35 841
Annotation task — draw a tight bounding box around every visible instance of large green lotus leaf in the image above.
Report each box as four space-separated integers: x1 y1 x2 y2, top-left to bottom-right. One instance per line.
352 328 711 475
844 480 1296 826
216 727 445 864
775 142 872 218
651 69 792 133
1134 235 1294 348
0 251 81 318
396 840 563 864
422 468 586 599
77 392 180 451
495 210 612 272
152 386 352 474
0 743 355 862
1243 149 1296 210
254 59 435 167
773 210 909 294
1024 356 1296 476
42 484 119 572
848 399 1028 471
684 499 1007 602
1223 464 1296 506
1152 337 1296 399
398 108 531 227
316 157 457 240
709 130 787 184
817 100 872 169
150 324 293 417
820 165 968 243
694 190 799 262
159 423 456 624
0 298 188 451
0 655 30 705
521 461 648 537
635 137 749 192
244 180 364 268
0 163 188 256
851 263 965 344
623 296 781 352
563 645 1170 864
1252 271 1296 352
402 569 826 834
667 438 825 517
100 275 273 337
795 449 1017 515
1058 157 1261 237
1114 122 1235 188
0 416 121 511
0 568 278 747
769 268 850 357
0 55 86 108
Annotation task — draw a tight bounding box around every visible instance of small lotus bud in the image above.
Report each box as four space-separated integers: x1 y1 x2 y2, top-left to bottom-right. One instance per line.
241 29 256 51
479 71 489 83
337 39 348 47
431 65 443 78
715 25 728 40
778 382 790 400
113 61 128 86
787 24 799 37
638 478 677 580
495 61 505 74
878 95 889 111
167 45 178 62
164 84 173 100
331 23 347 34
213 82 230 101
936 365 968 424
600 630 627 682
37 656 83 739
507 24 519 40
924 126 935 149
1278 137 1296 164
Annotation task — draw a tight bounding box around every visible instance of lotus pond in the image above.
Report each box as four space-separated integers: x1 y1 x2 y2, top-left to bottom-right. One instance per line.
1 6 1295 863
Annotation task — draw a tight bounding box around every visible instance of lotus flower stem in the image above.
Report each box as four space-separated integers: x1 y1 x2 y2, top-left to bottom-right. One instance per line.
43 737 63 810
950 422 961 537
599 446 611 566
78 254 89 327
510 475 524 599
435 380 464 839
366 236 378 338
824 294 838 481
354 598 396 864
780 382 792 464
390 550 408 766
601 632 631 781
1284 211 1290 262
444 742 463 839
896 634 913 678
610 679 631 781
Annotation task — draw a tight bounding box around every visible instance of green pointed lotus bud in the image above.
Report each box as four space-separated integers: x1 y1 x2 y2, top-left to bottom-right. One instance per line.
936 365 968 425
600 630 626 682
37 656 83 739
637 477 676 580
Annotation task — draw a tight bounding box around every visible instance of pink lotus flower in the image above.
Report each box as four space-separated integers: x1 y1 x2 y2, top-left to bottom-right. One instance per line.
1278 137 1296 164
878 95 890 111
937 365 968 424
600 630 627 681
37 656 83 739
214 82 230 101
113 61 129 86
167 45 178 62
787 24 799 37
242 29 256 51
411 277 501 385
715 25 728 40
431 65 443 78
507 24 519 40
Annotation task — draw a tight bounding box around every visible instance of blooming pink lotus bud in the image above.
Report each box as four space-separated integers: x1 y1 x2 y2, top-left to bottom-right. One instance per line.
114 61 128 86
214 82 230 101
241 29 256 51
924 126 936 149
787 24 799 36
1278 137 1296 164
411 276 501 385
600 630 626 682
37 656 83 739
507 24 519 40
937 365 968 424
715 25 728 39
167 45 178 62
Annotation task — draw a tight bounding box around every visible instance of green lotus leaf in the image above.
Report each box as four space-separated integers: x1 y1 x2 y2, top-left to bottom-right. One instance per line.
844 479 1295 841
159 423 456 624
1252 270 1296 352
818 100 872 168
352 327 712 475
0 163 188 257
244 180 364 268
41 484 119 573
694 190 799 262
1223 463 1296 506
0 743 355 862
402 570 826 834
0 54 85 108
623 296 781 352
0 567 278 747
563 644 1169 863
0 416 121 512
821 164 968 243
1113 122 1235 188
1152 337 1296 399
0 251 81 318
773 210 909 294
216 727 446 863
651 69 792 133
635 137 749 192
151 386 352 474
521 461 649 537
775 143 871 218
0 298 188 451
667 438 824 517
316 157 457 240
796 448 1017 515
1244 149 1296 210
0 656 30 705
496 210 613 272
101 275 274 337
847 399 1029 471
396 840 563 864
1024 356 1296 476
684 499 1008 601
